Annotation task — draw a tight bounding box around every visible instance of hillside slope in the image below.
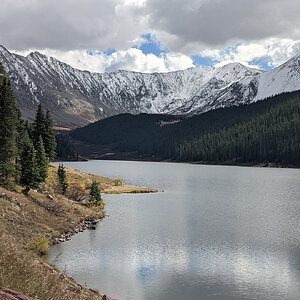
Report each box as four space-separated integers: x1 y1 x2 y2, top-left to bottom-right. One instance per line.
68 90 300 166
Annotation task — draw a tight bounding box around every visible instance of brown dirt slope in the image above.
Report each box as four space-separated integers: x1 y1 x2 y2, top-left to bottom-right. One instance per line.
0 165 156 299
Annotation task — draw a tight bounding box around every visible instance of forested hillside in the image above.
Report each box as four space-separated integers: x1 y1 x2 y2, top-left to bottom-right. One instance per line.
175 94 300 164
69 90 300 166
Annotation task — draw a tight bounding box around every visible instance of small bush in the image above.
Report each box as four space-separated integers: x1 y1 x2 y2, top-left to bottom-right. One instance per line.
57 164 68 195
113 177 123 186
67 183 87 202
90 180 101 206
27 236 50 255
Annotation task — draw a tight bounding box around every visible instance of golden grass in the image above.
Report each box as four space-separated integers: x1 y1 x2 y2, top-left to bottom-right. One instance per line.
0 169 106 299
0 231 102 300
47 164 157 194
0 164 157 299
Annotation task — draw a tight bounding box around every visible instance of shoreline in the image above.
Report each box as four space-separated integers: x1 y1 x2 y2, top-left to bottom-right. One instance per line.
0 165 157 300
60 156 300 170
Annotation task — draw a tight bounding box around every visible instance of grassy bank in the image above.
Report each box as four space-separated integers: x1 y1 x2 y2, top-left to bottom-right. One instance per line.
0 165 157 300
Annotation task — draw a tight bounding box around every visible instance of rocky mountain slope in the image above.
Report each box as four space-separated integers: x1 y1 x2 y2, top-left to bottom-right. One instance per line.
0 45 300 127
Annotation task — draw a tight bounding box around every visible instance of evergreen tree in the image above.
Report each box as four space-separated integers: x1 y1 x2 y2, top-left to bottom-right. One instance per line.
33 104 45 144
35 135 48 183
20 132 39 193
43 110 57 161
0 62 18 188
90 180 101 205
16 108 26 156
15 110 27 183
33 105 56 161
57 164 68 195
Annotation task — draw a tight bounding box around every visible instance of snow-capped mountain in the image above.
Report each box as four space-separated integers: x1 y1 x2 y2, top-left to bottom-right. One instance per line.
0 45 300 127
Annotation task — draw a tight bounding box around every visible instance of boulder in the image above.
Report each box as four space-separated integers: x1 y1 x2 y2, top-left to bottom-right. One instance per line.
103 295 116 300
0 289 39 300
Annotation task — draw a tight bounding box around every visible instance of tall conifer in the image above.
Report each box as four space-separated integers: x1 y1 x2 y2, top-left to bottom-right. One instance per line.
36 135 48 183
33 104 45 144
44 110 57 161
20 132 39 193
0 62 18 188
33 105 56 161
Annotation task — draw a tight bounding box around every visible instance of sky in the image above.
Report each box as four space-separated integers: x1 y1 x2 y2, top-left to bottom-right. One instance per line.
1 0 300 73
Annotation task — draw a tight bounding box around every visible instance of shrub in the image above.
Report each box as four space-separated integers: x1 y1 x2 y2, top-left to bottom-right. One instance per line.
57 164 68 195
113 177 123 186
68 183 87 202
27 236 50 255
90 180 101 206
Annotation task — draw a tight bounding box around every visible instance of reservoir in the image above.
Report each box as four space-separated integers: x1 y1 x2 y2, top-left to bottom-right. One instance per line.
48 161 300 299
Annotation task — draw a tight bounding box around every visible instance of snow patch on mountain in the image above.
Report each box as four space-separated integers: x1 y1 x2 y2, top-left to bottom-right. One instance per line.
0 44 300 127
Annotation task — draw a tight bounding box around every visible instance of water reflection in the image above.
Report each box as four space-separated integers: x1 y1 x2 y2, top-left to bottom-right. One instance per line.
49 161 300 299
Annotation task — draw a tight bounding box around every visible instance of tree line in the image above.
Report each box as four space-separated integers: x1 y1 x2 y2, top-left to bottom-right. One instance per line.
68 90 300 166
0 62 56 192
175 94 300 164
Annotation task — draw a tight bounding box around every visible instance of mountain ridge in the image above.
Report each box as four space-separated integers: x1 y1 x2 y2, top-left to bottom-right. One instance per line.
0 44 300 127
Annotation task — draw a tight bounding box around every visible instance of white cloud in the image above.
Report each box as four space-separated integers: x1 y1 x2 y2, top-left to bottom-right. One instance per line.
12 48 195 73
2 0 300 73
201 39 300 69
146 0 300 54
2 0 300 55
0 0 147 51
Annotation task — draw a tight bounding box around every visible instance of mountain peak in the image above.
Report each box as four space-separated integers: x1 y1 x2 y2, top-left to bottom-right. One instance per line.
27 51 48 60
217 62 261 72
0 45 10 54
0 45 299 127
281 52 300 67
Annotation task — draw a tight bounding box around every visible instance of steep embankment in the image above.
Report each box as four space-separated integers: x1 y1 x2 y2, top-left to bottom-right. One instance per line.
0 165 156 300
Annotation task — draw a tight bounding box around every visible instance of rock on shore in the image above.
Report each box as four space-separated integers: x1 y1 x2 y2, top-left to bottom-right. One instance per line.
0 289 39 300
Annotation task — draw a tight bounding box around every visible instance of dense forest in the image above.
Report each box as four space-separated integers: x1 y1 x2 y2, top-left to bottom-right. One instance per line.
0 62 56 191
69 90 300 166
175 94 300 164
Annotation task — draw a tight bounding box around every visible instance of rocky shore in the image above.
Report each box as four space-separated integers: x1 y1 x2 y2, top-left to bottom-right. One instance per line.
54 217 101 244
0 165 156 300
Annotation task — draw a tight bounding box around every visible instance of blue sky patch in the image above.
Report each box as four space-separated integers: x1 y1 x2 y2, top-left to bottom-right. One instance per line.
85 37 276 71
192 55 215 67
249 58 272 70
104 48 116 56
136 33 168 56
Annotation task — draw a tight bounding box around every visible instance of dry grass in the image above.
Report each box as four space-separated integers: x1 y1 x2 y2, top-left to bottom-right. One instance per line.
46 164 157 195
0 231 102 300
0 165 157 299
0 169 106 299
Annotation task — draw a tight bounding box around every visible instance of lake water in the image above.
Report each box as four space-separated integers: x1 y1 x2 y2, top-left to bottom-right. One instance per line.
48 161 300 300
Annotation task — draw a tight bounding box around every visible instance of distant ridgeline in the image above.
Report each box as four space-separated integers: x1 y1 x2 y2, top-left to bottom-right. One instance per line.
67 90 300 166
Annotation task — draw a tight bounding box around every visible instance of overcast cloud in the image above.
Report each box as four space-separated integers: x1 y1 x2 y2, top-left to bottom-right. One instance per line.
146 0 300 53
1 0 300 72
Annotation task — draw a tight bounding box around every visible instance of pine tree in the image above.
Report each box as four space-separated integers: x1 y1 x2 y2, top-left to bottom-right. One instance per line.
15 109 27 183
57 164 68 195
20 132 39 193
44 110 56 161
33 105 56 161
0 62 18 188
33 104 45 144
90 180 101 205
35 135 48 183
